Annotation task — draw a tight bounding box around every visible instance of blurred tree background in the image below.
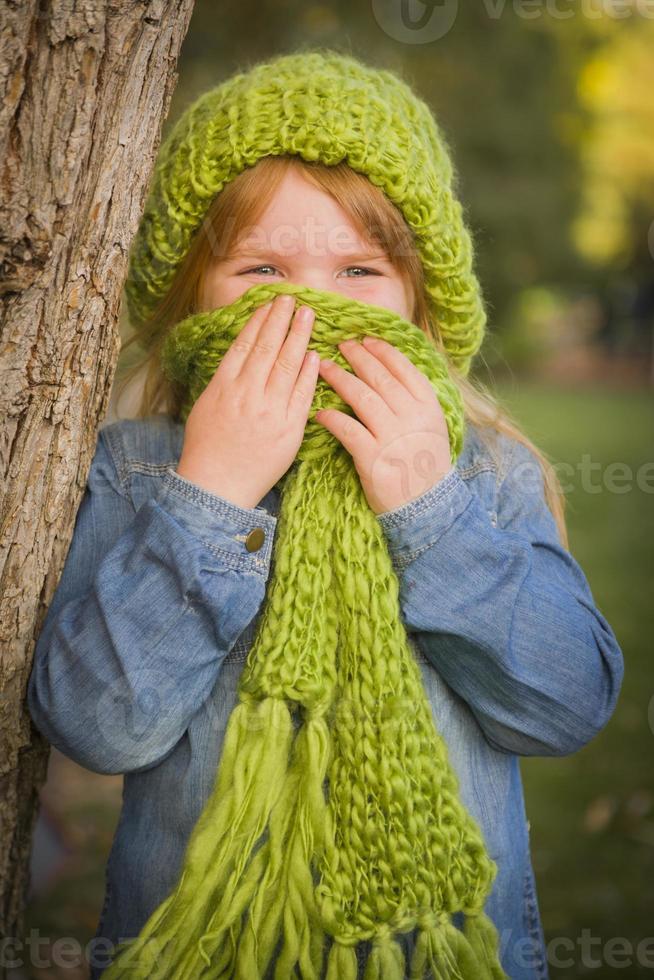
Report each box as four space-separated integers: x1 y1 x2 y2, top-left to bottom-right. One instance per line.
25 3 653 979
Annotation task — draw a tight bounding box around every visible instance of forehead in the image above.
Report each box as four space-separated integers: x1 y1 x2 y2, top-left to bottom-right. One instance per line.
227 167 387 257
229 217 388 260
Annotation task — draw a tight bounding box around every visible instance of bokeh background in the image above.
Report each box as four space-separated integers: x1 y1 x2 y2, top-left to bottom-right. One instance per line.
24 2 653 978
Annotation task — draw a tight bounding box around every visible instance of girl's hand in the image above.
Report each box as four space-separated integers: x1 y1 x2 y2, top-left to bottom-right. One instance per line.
314 336 453 516
175 293 319 509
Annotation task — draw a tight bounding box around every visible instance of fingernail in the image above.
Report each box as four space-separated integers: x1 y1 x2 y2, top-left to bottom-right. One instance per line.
321 358 334 368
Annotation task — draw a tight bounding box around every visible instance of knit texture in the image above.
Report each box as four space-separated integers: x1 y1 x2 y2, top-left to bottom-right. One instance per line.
124 48 487 377
101 282 508 980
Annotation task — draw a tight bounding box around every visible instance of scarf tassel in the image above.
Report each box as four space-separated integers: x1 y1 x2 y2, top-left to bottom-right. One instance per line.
410 909 508 980
325 942 359 980
362 933 406 980
324 914 470 980
224 708 332 979
320 909 509 980
409 914 465 980
462 909 508 979
102 697 296 979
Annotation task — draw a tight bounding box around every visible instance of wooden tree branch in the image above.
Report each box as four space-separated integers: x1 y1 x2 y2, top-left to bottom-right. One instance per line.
0 0 195 955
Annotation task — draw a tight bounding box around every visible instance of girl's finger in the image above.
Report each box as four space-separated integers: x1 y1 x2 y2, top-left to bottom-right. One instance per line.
317 359 391 438
314 408 375 460
235 293 298 387
217 298 276 381
266 305 316 405
337 340 416 415
360 336 437 403
288 346 321 416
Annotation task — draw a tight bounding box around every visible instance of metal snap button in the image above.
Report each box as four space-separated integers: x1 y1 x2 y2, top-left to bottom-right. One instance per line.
245 527 266 552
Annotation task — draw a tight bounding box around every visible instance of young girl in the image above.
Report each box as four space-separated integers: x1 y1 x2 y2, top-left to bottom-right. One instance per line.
27 49 624 980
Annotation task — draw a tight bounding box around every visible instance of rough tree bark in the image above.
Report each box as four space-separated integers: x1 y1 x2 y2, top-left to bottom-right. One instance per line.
0 0 195 966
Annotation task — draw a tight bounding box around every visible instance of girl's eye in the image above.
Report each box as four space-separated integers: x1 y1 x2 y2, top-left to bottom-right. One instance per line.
341 266 379 277
241 265 279 275
239 265 381 277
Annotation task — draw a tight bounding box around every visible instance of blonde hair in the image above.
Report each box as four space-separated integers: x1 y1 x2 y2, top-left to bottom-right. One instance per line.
114 155 569 548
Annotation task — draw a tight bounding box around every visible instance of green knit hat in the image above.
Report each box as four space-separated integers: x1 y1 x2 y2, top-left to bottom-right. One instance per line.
125 47 487 377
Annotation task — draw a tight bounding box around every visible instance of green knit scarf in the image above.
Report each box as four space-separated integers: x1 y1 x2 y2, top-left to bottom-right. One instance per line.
102 282 508 980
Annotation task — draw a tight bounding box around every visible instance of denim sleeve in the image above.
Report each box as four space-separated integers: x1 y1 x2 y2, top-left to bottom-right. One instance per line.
375 440 625 757
26 428 277 775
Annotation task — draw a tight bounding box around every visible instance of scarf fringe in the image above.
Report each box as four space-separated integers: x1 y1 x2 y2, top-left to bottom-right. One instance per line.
410 910 508 980
201 709 332 979
409 914 465 980
101 697 295 979
461 910 509 979
325 941 359 979
103 691 510 980
108 909 509 980
362 935 406 980
321 910 509 980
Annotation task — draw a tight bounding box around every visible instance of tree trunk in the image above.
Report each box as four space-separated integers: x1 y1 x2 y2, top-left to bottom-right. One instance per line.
0 0 195 964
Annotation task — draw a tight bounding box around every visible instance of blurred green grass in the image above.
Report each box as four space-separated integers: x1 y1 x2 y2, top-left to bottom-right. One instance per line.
494 379 654 978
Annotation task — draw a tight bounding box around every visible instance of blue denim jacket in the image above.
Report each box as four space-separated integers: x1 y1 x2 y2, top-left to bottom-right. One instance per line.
27 412 624 980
